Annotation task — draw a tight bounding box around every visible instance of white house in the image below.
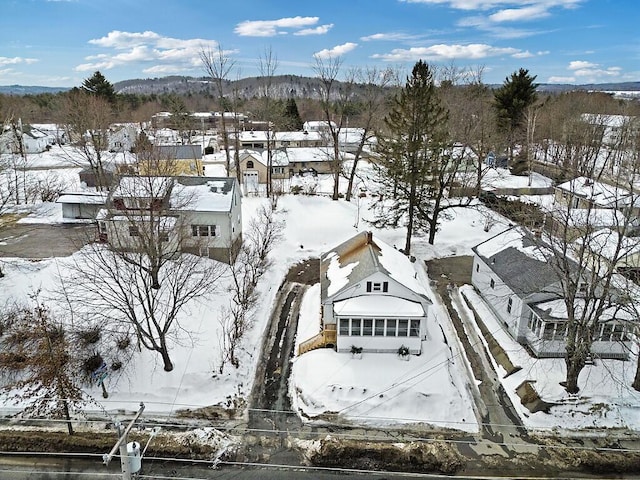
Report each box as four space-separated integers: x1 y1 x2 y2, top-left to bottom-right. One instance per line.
471 226 631 359
97 175 242 263
315 231 432 355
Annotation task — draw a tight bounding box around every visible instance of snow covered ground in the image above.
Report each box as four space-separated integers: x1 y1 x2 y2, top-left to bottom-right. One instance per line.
2 151 640 434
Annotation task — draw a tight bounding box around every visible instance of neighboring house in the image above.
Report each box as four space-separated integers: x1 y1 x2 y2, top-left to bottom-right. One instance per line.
554 176 631 210
271 147 354 176
0 124 52 154
303 120 337 133
234 130 324 150
581 113 639 147
97 175 242 263
471 226 631 359
236 150 267 193
299 231 432 355
548 176 637 240
108 124 138 153
57 192 108 220
583 228 640 281
135 144 204 176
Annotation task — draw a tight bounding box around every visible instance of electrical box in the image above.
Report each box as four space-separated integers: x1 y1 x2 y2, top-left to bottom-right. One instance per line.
126 441 142 473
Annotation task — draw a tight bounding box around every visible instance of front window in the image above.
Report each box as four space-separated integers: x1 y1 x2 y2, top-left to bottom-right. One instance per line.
409 320 420 337
351 318 361 336
362 319 372 336
339 318 349 336
374 319 385 336
386 319 397 337
246 160 254 168
191 225 217 237
398 319 408 337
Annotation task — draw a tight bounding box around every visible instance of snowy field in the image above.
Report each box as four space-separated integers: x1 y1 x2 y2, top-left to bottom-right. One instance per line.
2 150 640 434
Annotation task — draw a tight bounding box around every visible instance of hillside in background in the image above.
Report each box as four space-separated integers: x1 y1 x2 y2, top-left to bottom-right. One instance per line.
1 75 639 98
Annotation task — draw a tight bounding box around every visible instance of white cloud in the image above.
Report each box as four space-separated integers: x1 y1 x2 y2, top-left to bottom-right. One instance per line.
547 75 576 83
489 5 549 22
0 56 38 66
313 42 358 60
371 43 519 61
512 49 547 58
400 0 582 12
568 60 597 70
234 16 320 37
77 30 219 73
361 32 422 42
561 61 622 83
294 24 334 36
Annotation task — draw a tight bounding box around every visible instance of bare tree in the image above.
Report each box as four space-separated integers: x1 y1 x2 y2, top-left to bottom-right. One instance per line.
218 203 282 373
258 46 280 201
0 300 89 435
313 55 355 200
60 90 114 191
200 46 237 180
542 168 640 393
62 174 224 371
344 66 394 202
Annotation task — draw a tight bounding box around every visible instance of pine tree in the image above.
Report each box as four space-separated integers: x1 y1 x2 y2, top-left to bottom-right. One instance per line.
283 97 304 131
493 68 538 163
371 60 449 254
82 71 116 103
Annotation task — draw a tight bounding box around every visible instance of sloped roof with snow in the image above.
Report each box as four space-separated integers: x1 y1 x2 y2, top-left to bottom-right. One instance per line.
556 177 630 207
321 231 430 304
473 226 561 296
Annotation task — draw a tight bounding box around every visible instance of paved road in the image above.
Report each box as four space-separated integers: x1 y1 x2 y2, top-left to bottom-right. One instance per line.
0 223 93 258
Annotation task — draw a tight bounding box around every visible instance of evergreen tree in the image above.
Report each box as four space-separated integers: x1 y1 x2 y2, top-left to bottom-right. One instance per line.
371 60 449 254
81 71 116 103
283 97 304 131
493 68 538 163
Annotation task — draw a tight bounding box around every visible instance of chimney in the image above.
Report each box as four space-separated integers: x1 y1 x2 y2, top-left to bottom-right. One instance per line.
366 231 373 244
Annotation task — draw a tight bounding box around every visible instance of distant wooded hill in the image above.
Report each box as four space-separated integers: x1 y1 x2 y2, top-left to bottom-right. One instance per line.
1 75 639 97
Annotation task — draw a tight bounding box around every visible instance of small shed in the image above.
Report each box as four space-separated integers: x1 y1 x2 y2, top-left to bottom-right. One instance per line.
57 192 108 220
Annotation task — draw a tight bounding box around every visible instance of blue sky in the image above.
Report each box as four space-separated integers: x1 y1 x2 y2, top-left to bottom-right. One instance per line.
1 0 637 88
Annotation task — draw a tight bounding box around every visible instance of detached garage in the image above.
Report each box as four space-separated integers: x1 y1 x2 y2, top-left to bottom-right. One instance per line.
57 192 108 220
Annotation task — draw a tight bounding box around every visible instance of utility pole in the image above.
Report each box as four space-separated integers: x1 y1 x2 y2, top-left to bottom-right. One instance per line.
103 402 145 480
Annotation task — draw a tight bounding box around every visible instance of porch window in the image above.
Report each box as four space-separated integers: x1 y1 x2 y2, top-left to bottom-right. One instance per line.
386 319 397 336
542 322 556 340
611 323 627 341
363 319 373 336
374 319 385 336
398 319 408 337
351 318 361 336
339 318 349 336
409 320 420 337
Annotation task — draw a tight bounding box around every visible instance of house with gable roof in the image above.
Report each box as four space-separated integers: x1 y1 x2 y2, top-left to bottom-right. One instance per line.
471 226 632 359
299 231 432 355
97 175 241 263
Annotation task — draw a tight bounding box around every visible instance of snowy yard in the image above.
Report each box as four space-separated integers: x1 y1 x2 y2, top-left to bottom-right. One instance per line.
1 151 640 434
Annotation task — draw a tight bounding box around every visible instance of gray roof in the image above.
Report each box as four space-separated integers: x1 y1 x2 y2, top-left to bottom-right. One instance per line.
473 227 562 296
483 245 558 296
